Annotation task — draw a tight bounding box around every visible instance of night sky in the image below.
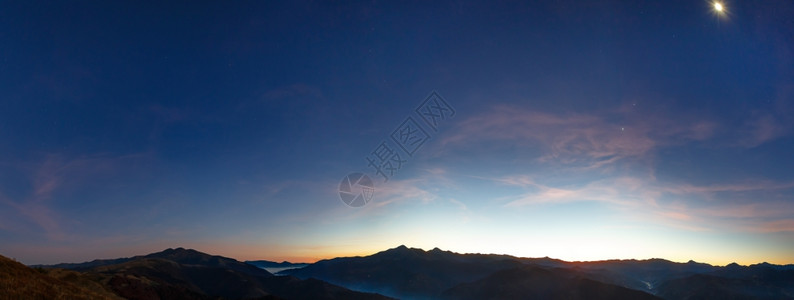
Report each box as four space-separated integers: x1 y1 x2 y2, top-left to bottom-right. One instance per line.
1 1 793 265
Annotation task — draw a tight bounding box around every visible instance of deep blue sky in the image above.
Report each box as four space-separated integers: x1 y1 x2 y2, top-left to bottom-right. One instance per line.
1 1 793 265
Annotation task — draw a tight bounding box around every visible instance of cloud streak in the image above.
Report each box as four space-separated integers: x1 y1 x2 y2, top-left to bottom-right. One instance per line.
0 153 152 241
442 104 717 169
490 173 794 233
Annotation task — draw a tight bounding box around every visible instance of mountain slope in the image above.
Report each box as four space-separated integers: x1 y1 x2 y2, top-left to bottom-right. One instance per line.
283 245 528 299
93 256 391 299
441 265 661 300
246 260 309 269
31 248 392 300
557 258 720 293
40 247 274 277
93 248 392 300
657 266 794 300
145 247 274 278
283 245 794 300
94 257 266 299
20 245 794 300
0 254 120 300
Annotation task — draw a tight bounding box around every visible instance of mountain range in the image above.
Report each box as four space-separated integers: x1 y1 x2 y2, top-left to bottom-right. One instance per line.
13 248 391 300
3 245 793 299
281 245 794 300
245 260 310 269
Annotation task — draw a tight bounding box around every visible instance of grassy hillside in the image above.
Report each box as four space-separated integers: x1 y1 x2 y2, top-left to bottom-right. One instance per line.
0 254 119 300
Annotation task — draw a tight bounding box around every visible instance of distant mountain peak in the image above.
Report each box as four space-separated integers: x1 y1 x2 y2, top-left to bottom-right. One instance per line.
374 245 431 259
726 262 741 268
383 245 415 254
160 247 193 253
146 248 208 262
153 247 202 258
749 262 774 269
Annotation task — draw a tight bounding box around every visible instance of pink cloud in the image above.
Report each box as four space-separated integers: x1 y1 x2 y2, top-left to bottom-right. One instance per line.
655 211 692 221
754 219 794 233
667 180 794 194
491 174 536 187
0 152 152 242
737 113 791 148
441 105 717 169
490 173 794 234
697 202 792 219
325 169 462 222
370 178 439 208
499 176 655 208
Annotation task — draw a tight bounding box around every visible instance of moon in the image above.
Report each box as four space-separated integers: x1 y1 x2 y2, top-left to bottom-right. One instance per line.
713 2 724 12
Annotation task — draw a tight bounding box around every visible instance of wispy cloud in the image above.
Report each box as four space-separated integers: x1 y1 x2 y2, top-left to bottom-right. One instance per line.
667 180 794 194
323 168 465 223
435 102 794 237
498 176 656 208
0 153 152 241
736 113 792 148
441 105 716 169
490 172 794 233
754 219 794 233
370 178 439 208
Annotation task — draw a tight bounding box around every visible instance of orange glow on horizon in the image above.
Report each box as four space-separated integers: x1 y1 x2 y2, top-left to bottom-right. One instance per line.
234 245 794 267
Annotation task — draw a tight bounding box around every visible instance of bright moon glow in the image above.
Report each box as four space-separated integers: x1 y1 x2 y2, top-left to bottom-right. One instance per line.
714 2 724 12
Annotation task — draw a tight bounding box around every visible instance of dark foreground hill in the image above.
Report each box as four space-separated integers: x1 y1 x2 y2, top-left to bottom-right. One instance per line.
0 254 120 299
20 248 392 300
282 245 794 300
